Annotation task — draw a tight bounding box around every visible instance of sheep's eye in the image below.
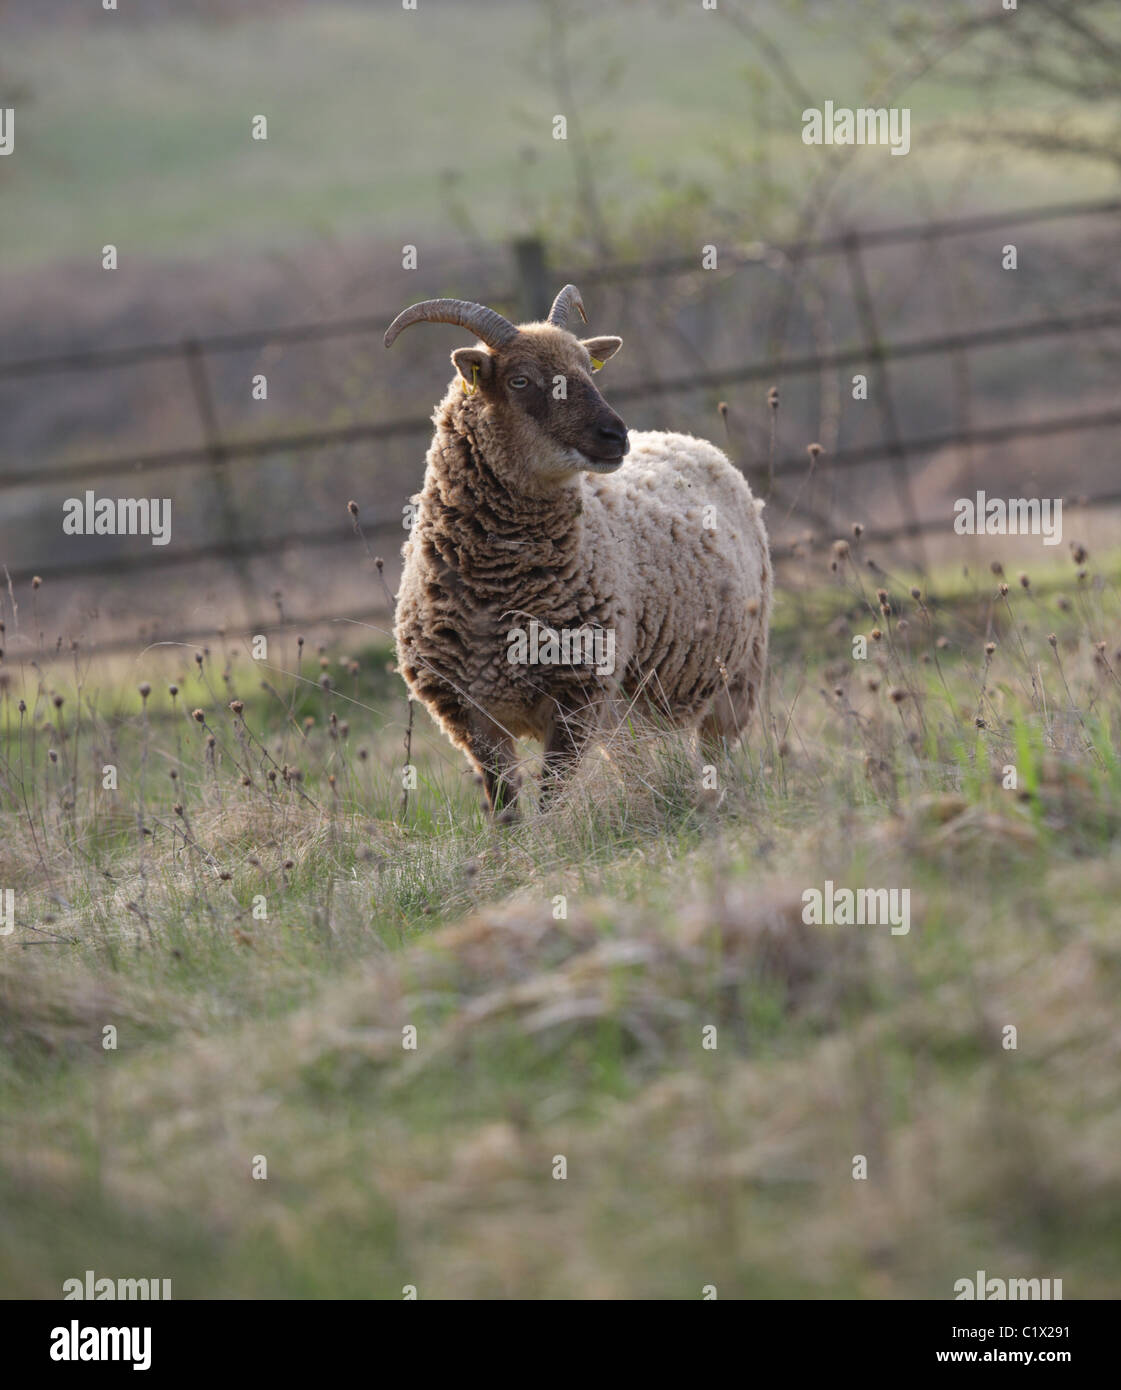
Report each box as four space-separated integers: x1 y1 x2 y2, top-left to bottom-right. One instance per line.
508 375 530 389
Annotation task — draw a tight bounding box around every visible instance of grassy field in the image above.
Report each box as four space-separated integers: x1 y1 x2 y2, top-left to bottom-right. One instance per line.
0 0 1106 271
2 539 1120 1299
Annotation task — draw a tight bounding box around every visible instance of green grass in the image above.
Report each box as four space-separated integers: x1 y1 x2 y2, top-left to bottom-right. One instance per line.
2 544 1121 1298
0 0 1111 270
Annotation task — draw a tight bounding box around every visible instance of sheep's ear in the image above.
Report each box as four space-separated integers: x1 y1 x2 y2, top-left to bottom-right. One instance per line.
581 336 623 371
451 347 494 391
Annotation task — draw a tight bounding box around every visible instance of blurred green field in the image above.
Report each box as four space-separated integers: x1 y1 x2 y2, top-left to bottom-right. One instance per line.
0 0 1106 269
2 546 1120 1298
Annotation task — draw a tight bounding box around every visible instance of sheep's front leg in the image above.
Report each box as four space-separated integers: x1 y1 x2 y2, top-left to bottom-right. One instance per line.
539 704 590 811
466 713 521 822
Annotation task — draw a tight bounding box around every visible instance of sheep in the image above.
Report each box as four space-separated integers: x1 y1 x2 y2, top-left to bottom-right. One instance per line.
384 284 772 818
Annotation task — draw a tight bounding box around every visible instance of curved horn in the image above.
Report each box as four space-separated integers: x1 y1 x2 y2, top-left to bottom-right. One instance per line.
547 284 588 330
383 298 519 350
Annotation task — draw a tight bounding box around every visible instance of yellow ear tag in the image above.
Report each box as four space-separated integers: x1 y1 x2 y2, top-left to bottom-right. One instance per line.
461 363 480 396
590 356 604 372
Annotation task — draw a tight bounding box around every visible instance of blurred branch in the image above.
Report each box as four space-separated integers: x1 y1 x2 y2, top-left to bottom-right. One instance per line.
543 0 612 257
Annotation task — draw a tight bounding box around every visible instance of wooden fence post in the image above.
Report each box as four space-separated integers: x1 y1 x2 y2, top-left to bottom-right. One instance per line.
512 237 550 321
182 338 259 623
843 229 927 570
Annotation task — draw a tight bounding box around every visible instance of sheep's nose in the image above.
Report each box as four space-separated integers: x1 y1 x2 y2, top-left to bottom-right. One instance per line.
597 422 629 454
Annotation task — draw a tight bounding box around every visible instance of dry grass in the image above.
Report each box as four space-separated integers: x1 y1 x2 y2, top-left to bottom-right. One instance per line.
2 540 1121 1297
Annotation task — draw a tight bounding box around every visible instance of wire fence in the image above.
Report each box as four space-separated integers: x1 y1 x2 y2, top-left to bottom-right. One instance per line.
3 195 1120 654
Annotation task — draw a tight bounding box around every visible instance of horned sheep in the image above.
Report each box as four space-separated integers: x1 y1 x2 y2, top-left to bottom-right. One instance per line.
384 285 772 817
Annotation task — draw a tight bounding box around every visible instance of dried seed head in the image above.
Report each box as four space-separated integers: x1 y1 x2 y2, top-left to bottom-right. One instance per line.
896 618 909 633
48 748 58 763
303 716 315 730
283 858 294 870
975 717 985 728
889 687 907 704
169 684 179 697
852 523 864 538
169 769 178 780
871 627 882 641
990 561 1004 576
32 575 42 589
347 499 359 517
910 587 921 601
52 693 64 709
876 588 888 603
1019 573 1030 589
807 442 822 460
206 734 216 749
139 682 151 699
229 699 244 715
319 675 331 691
767 386 779 409
194 650 204 667
1071 542 1087 564
1047 633 1058 648
984 641 996 656
999 582 1009 597
1057 597 1071 612
173 803 184 816
192 708 205 723
832 539 850 558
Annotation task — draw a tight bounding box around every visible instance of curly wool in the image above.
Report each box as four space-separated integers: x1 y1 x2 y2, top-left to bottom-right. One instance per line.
395 380 772 772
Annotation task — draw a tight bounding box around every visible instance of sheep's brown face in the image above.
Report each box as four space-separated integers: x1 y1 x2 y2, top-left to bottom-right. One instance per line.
452 325 629 481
